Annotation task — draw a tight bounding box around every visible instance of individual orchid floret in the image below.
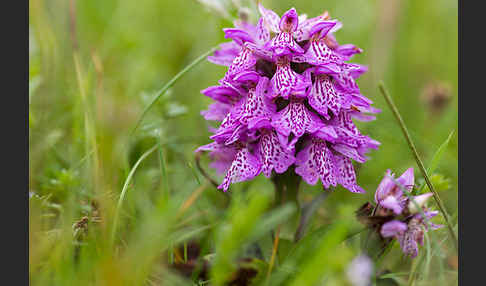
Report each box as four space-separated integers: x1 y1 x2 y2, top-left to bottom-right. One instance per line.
270 56 310 99
374 168 414 215
258 129 296 178
268 8 305 56
271 97 323 138
218 143 262 191
308 74 341 119
238 76 276 130
299 21 343 70
197 4 379 193
222 43 258 83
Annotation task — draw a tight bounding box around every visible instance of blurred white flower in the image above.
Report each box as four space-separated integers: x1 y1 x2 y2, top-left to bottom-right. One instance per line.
346 254 373 286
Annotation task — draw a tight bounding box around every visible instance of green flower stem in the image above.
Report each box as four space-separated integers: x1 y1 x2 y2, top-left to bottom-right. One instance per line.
378 81 458 252
267 168 301 280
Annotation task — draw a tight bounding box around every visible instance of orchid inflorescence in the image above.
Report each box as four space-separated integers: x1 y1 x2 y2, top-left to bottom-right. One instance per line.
358 168 442 258
196 4 380 192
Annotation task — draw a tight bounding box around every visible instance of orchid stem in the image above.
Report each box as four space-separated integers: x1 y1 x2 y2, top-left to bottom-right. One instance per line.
378 81 458 252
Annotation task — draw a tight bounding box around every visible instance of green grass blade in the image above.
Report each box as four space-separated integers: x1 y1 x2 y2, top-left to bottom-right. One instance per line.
110 145 158 246
417 130 455 194
287 220 351 286
131 45 219 135
157 135 170 202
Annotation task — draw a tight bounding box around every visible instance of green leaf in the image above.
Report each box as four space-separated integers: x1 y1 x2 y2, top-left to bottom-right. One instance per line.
416 130 455 194
287 220 352 286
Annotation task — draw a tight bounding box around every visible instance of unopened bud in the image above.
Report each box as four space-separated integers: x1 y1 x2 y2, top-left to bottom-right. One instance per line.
408 193 433 213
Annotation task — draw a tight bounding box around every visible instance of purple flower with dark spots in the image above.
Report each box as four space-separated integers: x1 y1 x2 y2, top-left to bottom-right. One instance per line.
354 167 443 258
197 4 379 192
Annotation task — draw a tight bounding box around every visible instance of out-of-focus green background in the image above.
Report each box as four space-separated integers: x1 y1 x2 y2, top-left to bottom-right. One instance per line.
29 0 458 285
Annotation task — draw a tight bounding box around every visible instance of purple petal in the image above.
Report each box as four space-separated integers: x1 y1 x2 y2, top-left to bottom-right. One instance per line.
258 3 280 33
233 70 260 85
398 220 422 258
380 196 404 215
295 137 336 188
294 12 330 41
239 77 276 130
333 69 360 93
336 44 363 60
258 130 295 177
255 18 270 44
272 98 323 138
196 142 238 175
314 63 341 75
381 220 407 238
396 167 414 191
374 170 396 203
279 8 299 33
333 153 364 193
223 28 254 45
309 74 341 119
271 57 310 99
218 146 262 191
223 44 257 82
201 85 241 104
270 31 305 56
308 21 337 39
210 99 245 143
343 63 368 79
312 125 338 142
207 42 241 66
332 143 366 163
201 102 231 121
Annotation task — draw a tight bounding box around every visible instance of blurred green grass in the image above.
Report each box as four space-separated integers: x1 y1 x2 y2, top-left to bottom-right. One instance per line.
29 0 458 285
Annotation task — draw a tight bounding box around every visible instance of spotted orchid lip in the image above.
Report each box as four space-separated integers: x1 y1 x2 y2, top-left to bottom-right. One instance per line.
198 4 379 192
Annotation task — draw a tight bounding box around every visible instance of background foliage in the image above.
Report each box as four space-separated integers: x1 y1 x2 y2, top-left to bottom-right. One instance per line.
29 0 458 285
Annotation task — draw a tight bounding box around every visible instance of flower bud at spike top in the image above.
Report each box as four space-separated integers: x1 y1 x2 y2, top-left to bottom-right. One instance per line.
196 4 380 192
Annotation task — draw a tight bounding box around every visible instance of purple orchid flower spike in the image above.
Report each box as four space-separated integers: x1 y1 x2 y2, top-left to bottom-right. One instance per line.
353 167 443 258
197 4 379 192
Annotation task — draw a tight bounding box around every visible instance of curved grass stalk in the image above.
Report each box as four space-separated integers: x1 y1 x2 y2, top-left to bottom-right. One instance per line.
110 145 158 246
131 45 220 135
378 81 458 252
